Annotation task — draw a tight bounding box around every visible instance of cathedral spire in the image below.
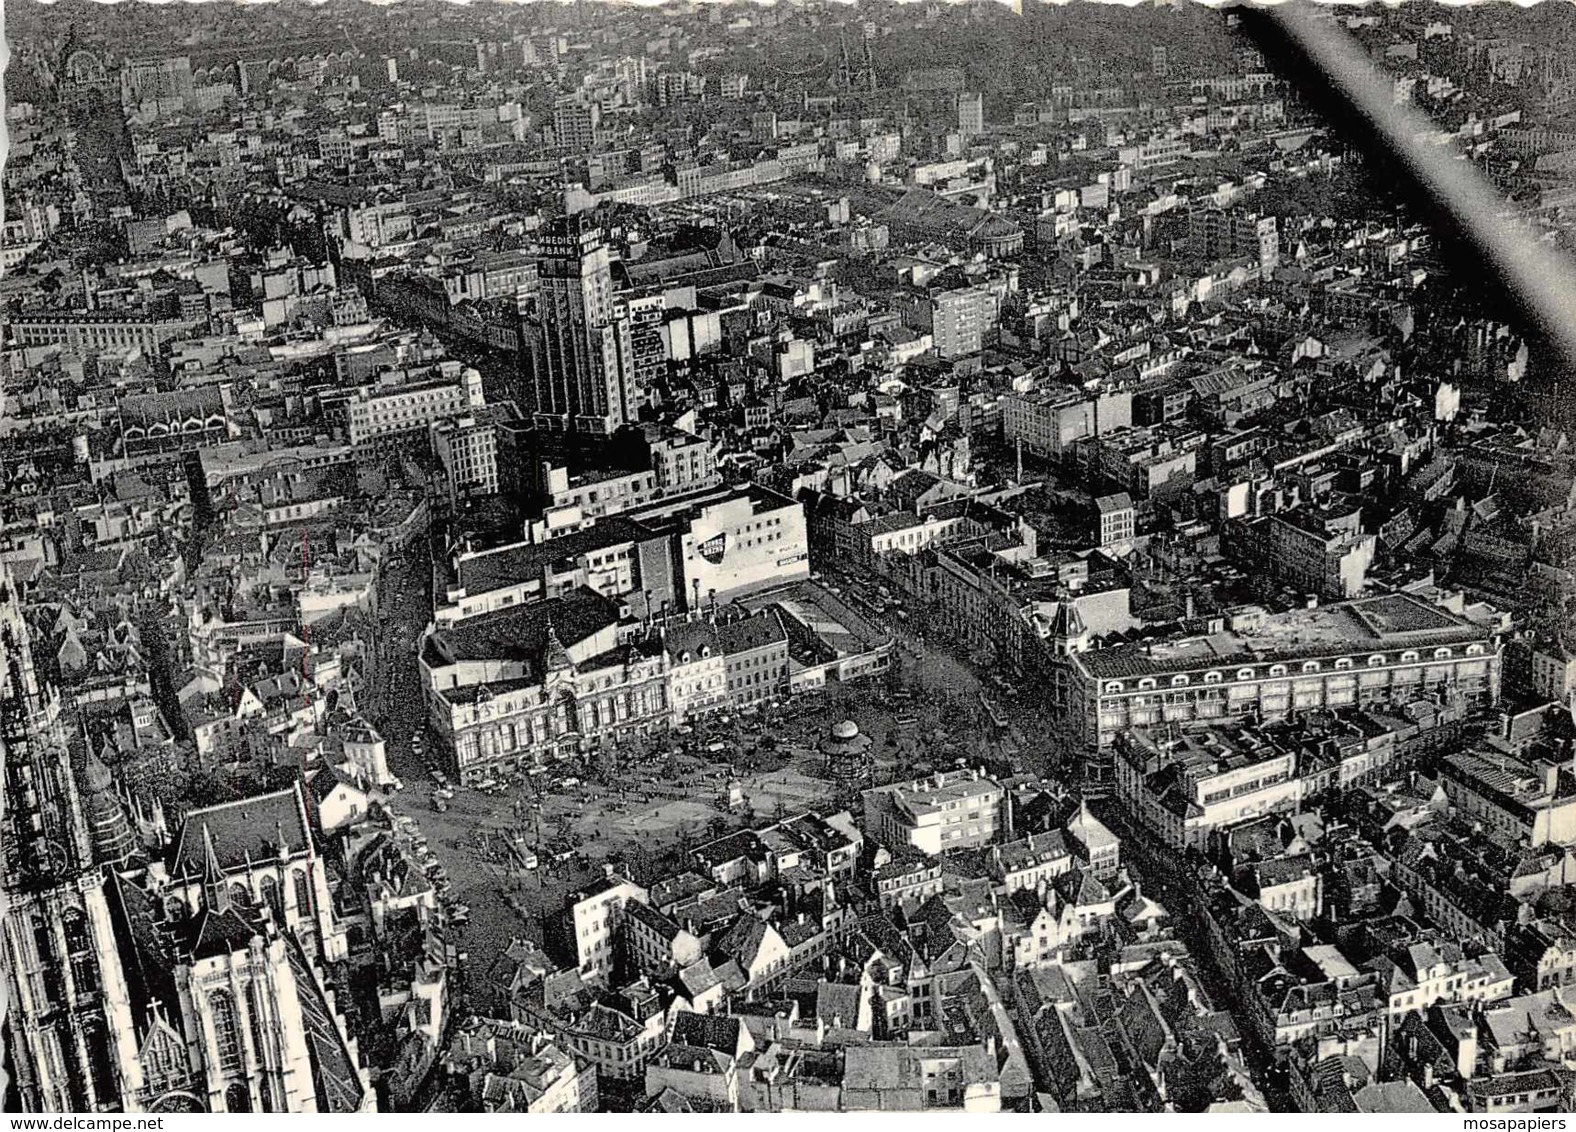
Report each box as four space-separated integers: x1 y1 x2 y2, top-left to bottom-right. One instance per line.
202 822 230 914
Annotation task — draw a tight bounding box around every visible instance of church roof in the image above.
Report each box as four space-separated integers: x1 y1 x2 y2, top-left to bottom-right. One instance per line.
167 782 314 880
179 903 262 961
286 934 369 1112
104 871 184 1036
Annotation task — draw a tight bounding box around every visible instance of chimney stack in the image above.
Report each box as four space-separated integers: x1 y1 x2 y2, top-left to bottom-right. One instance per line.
1538 758 1560 795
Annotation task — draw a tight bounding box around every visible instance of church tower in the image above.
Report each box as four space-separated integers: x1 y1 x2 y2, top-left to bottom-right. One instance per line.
1 566 145 1112
79 746 140 868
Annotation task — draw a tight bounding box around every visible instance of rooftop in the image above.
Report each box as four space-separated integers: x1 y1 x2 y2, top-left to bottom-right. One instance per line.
424 587 622 668
864 768 1004 815
455 517 649 596
1078 592 1488 681
167 783 313 880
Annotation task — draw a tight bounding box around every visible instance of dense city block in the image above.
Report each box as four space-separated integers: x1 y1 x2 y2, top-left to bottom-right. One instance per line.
6 0 1576 1115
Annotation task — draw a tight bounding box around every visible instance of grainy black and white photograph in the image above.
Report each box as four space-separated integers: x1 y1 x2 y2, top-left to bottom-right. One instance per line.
3 0 1576 1117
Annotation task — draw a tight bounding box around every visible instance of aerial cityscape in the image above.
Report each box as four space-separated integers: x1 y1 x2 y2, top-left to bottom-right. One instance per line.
4 0 1576 1115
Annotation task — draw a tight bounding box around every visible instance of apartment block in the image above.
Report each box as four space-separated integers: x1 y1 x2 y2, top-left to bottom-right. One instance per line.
862 769 1006 856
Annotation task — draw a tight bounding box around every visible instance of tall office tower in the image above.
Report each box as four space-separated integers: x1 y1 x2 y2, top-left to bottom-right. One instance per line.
553 95 598 154
1 566 145 1112
527 218 636 439
957 91 984 136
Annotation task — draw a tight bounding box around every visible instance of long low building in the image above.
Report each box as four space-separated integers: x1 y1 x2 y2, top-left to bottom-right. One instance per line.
1053 591 1501 791
10 309 207 353
345 371 484 447
199 440 358 494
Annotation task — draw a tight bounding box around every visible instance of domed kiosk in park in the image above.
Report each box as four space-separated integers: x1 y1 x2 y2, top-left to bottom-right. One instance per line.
822 718 874 792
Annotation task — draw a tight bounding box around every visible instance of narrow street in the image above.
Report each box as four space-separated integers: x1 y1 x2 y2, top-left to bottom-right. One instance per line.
1092 798 1297 1112
368 528 615 1006
367 536 431 766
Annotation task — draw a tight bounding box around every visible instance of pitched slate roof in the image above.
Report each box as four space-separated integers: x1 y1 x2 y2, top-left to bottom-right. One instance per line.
178 903 263 961
423 585 622 668
167 782 315 880
104 871 184 1035
286 934 368 1112
670 1011 743 1056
